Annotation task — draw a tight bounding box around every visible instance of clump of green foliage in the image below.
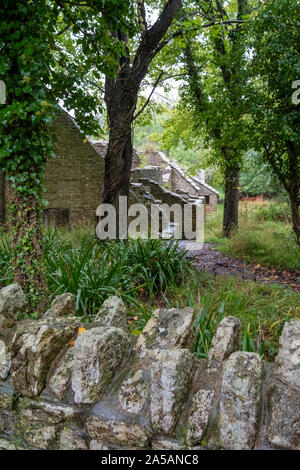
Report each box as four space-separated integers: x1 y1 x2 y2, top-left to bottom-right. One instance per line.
0 229 194 319
194 302 225 359
205 202 300 271
164 271 300 361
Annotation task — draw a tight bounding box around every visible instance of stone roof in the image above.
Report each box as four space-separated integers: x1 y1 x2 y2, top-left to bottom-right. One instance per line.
190 175 219 196
90 140 107 157
91 141 141 167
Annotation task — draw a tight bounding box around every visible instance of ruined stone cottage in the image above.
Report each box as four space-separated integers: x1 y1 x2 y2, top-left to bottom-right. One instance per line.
137 149 219 211
0 110 217 228
0 110 105 225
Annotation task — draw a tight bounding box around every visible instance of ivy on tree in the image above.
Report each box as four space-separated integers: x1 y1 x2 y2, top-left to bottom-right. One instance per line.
0 0 135 314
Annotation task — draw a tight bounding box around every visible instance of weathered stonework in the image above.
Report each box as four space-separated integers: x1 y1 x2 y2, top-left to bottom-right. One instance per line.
0 290 299 451
137 148 218 211
135 307 195 355
275 320 300 387
71 327 131 404
267 383 300 450
0 340 11 380
86 416 150 449
17 398 78 449
186 389 215 445
0 284 26 321
60 427 88 450
119 369 148 414
218 352 265 450
207 316 241 371
94 296 127 331
48 347 74 400
44 293 76 318
1 110 105 226
150 349 195 434
11 317 80 397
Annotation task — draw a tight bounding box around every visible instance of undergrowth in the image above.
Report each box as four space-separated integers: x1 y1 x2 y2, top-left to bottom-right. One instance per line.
205 201 300 271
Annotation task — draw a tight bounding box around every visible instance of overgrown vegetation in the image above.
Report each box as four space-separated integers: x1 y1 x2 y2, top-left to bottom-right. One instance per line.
0 228 193 319
1 225 299 360
163 271 300 361
205 201 300 271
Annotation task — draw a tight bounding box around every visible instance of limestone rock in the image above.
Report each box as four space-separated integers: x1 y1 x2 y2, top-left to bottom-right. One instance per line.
0 284 26 320
0 409 15 438
90 440 109 450
0 339 11 379
60 428 88 450
219 352 264 450
11 317 79 397
186 389 214 445
48 347 74 400
151 437 184 450
18 398 77 424
0 314 16 331
275 320 300 387
24 425 56 449
207 316 241 371
135 308 195 355
134 316 157 353
44 293 76 318
86 416 150 449
0 391 13 411
267 383 300 450
94 296 127 331
18 398 77 449
0 438 27 450
71 327 131 404
0 391 15 437
119 369 148 414
150 349 194 434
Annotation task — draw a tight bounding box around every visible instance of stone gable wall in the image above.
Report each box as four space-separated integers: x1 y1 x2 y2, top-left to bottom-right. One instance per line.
1 284 299 451
0 111 105 226
44 111 105 223
141 149 170 169
170 167 198 197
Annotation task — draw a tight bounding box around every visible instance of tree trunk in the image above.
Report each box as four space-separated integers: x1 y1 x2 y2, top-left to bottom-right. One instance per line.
289 174 300 246
223 163 240 237
103 79 137 209
0 171 5 225
287 143 300 245
103 69 139 238
102 0 182 216
7 181 47 315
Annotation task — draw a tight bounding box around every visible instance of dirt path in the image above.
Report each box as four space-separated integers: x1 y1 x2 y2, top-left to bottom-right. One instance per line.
179 242 300 291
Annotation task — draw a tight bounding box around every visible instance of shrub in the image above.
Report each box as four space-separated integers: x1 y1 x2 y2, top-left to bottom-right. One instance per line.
224 224 300 270
0 229 194 318
251 202 291 223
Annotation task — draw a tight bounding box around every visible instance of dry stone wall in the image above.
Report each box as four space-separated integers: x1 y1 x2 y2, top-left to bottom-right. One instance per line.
0 284 299 450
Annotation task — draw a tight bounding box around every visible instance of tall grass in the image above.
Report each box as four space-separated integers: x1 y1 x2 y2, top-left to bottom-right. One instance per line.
194 302 225 359
163 270 300 360
205 201 300 271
